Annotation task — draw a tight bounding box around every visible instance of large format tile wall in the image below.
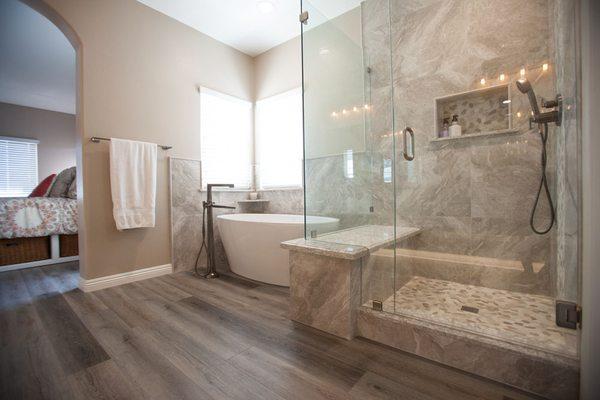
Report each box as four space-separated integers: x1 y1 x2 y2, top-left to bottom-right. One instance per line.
552 0 579 303
170 157 303 273
305 153 374 230
359 0 574 298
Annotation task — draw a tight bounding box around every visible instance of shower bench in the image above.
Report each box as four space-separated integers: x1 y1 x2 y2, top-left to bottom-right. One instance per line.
281 224 421 339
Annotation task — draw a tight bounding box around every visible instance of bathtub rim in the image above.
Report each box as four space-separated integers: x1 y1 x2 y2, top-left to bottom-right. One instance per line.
216 213 339 225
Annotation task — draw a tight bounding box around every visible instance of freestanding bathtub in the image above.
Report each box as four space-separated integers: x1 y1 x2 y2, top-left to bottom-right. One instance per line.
217 214 339 286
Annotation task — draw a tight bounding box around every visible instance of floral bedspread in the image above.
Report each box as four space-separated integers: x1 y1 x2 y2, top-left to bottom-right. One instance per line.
0 197 78 239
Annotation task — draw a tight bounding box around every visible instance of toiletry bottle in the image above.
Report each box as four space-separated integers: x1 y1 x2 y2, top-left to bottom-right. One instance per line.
440 118 449 138
449 114 462 137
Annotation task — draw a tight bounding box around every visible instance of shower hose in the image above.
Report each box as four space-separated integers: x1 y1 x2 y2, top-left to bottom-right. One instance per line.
530 122 556 235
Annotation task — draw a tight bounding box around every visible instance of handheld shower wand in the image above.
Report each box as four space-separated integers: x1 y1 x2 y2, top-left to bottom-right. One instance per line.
516 78 561 127
515 78 562 235
515 79 540 116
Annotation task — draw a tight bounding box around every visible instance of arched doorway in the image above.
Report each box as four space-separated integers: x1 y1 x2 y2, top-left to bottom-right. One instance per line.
0 0 85 278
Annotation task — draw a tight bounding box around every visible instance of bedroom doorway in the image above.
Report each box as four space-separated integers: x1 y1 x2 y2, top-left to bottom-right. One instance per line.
0 0 84 280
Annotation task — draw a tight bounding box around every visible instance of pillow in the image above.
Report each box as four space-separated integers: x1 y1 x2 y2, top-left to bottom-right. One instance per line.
67 178 77 199
48 166 76 197
29 174 57 197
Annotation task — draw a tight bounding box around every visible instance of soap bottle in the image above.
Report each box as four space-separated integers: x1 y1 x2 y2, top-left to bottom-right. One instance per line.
440 118 449 138
449 114 462 137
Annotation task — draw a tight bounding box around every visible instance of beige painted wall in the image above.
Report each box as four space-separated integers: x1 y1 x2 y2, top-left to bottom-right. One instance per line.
37 0 254 279
253 36 301 101
0 101 76 179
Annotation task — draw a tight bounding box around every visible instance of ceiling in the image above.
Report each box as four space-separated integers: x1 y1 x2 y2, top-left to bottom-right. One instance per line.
137 0 363 56
0 0 360 115
0 0 76 114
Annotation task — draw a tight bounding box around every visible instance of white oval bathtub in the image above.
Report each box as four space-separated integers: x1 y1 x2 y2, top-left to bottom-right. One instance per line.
217 214 339 286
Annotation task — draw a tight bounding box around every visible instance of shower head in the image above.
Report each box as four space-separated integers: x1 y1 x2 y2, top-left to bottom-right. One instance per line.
516 78 540 116
515 78 532 93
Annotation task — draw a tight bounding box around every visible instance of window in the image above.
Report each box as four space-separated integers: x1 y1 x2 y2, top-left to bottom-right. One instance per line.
200 87 253 189
383 159 392 183
343 150 354 179
256 87 303 189
0 136 38 197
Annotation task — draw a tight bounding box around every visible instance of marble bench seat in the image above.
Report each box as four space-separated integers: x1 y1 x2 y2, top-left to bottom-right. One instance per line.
281 225 421 260
281 224 420 340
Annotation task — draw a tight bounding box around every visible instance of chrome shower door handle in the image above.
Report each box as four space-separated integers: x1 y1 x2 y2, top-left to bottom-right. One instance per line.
403 127 415 161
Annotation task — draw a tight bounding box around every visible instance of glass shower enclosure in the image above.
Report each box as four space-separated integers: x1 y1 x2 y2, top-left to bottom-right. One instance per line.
301 0 580 366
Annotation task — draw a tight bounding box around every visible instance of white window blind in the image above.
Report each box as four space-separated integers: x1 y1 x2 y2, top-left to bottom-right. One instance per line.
256 87 303 189
200 87 253 189
0 136 39 197
343 149 354 179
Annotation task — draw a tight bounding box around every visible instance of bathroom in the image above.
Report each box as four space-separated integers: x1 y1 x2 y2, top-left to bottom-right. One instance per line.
1 0 599 399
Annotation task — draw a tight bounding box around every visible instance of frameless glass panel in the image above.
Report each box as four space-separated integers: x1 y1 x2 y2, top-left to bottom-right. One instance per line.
301 0 371 237
301 0 397 312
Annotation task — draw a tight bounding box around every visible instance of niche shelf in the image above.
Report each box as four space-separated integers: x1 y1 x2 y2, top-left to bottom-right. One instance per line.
430 128 520 142
236 199 270 203
431 83 519 143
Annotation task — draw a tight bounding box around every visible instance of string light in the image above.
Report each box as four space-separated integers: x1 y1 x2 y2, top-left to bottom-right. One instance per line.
517 111 522 118
364 104 370 110
342 109 348 115
480 78 486 85
331 111 338 118
499 73 505 81
520 67 526 79
542 63 549 71
352 106 359 112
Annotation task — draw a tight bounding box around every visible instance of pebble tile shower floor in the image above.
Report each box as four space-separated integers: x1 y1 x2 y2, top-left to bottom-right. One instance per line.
380 276 578 359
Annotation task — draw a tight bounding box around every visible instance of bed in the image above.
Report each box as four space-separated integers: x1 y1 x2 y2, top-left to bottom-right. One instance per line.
0 197 78 268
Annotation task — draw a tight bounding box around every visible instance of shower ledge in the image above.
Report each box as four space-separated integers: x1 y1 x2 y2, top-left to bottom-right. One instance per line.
281 225 421 260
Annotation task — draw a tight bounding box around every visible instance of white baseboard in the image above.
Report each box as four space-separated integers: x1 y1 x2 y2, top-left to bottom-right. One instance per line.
78 263 172 292
0 256 79 273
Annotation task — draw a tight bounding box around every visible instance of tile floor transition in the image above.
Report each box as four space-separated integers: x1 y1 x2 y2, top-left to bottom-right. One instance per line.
377 276 578 359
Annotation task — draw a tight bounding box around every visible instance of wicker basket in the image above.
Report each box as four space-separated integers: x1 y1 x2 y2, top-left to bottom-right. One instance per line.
59 234 79 257
0 236 51 266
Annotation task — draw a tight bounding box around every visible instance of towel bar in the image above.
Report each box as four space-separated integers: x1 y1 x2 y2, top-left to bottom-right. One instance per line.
90 136 172 150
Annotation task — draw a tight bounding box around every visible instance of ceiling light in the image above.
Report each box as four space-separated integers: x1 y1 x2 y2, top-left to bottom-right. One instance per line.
257 0 275 14
319 48 330 56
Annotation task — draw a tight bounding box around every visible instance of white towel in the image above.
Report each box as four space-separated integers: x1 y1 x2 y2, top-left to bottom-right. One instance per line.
109 138 157 230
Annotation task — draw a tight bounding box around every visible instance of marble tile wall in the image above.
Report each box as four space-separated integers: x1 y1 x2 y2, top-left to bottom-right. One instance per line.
305 153 374 230
170 157 304 273
289 250 362 339
356 0 570 300
170 158 204 273
552 0 579 303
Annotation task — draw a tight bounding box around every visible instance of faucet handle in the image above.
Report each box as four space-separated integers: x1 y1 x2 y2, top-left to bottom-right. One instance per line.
542 97 559 108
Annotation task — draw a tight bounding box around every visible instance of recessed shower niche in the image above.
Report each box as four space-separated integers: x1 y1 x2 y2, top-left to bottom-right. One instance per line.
432 83 519 142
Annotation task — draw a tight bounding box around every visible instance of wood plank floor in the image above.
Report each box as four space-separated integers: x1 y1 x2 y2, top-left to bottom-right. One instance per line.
0 262 545 400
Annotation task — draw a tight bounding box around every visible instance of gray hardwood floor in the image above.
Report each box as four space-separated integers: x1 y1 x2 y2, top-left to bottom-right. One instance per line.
0 262 544 400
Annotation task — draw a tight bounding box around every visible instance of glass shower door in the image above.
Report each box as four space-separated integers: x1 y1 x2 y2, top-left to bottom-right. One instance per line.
387 0 580 360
